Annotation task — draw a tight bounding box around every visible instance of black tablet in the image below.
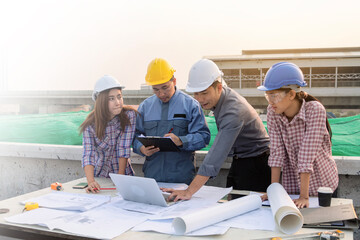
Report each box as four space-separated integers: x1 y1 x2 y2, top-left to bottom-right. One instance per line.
136 136 180 152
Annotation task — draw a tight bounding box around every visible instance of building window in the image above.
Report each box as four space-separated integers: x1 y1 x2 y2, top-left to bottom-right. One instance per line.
241 68 261 88
311 67 336 87
222 69 240 88
337 67 360 87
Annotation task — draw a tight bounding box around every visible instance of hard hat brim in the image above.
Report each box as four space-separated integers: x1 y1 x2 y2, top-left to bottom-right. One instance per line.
92 85 124 101
257 85 273 91
185 84 211 93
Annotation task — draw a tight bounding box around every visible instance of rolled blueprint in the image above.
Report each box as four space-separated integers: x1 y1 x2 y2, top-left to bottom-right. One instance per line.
267 183 304 234
172 194 262 235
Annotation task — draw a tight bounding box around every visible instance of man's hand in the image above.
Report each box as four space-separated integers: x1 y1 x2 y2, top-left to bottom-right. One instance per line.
162 175 209 202
164 133 183 146
86 180 101 194
140 145 160 156
162 189 193 202
293 196 309 208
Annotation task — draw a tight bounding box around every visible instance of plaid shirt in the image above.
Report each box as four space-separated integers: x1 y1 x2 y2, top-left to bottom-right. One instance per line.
267 100 338 196
82 110 136 177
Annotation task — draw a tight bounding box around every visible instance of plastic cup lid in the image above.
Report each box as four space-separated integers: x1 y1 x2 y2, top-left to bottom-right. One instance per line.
317 187 333 193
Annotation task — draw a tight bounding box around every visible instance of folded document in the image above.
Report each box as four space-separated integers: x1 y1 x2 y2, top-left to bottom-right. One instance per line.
300 203 359 230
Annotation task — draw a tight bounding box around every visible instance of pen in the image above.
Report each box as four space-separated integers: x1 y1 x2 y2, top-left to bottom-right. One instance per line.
168 128 174 134
93 188 116 191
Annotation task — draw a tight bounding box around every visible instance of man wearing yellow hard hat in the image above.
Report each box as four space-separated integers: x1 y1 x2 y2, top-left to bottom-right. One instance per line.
133 58 210 184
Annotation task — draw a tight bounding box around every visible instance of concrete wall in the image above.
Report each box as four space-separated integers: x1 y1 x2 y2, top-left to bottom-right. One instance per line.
0 142 359 211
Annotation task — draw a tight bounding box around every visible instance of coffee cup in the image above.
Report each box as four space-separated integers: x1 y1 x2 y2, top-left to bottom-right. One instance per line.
317 187 333 207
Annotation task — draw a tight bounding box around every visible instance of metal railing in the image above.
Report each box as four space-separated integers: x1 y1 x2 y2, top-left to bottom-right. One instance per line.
223 73 360 88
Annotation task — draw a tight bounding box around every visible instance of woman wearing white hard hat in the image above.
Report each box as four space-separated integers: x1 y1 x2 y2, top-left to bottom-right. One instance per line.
258 62 338 208
80 75 137 193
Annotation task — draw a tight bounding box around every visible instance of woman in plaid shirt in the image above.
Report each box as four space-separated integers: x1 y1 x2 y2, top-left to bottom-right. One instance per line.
80 75 137 193
258 62 338 208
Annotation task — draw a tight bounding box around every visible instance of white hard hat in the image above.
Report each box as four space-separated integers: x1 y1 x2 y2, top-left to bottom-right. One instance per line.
186 59 223 93
92 75 125 101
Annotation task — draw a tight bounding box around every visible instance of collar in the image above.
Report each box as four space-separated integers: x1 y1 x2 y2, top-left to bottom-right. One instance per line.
108 115 120 126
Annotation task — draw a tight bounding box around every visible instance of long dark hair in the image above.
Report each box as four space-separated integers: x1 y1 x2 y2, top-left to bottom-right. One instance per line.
284 90 332 140
79 89 138 140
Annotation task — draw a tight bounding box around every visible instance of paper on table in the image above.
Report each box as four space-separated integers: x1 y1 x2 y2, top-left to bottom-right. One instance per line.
172 194 262 235
149 198 216 220
216 207 276 231
7 199 150 239
192 185 232 202
21 191 111 211
148 185 232 220
267 183 304 234
45 200 148 239
132 219 229 236
112 199 169 215
5 208 77 226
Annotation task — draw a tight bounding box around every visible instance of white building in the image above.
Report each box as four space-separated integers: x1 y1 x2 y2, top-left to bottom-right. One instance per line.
206 47 360 109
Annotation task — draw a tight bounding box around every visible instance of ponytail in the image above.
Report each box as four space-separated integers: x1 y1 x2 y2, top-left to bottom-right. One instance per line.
296 91 332 140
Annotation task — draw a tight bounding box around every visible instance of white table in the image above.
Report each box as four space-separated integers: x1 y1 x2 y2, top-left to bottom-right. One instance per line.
0 177 354 240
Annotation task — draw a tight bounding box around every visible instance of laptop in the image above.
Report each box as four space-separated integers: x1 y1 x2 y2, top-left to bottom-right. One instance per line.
109 173 177 207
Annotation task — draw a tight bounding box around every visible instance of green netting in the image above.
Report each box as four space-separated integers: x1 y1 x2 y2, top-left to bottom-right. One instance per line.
257 115 360 157
202 116 218 151
328 115 360 156
0 111 88 145
0 112 359 156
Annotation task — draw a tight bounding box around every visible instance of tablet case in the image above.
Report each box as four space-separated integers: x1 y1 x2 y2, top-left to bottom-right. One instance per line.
137 136 180 152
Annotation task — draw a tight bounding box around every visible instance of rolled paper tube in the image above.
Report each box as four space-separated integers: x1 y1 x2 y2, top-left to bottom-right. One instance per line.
267 183 304 235
172 194 262 235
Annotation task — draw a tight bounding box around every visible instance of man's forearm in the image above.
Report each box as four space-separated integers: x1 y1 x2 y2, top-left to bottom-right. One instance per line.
186 175 210 195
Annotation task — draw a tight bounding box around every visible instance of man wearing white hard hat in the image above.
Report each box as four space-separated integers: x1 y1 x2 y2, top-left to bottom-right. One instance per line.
164 59 271 201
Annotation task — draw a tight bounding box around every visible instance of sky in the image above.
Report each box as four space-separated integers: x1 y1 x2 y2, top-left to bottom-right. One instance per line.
0 0 360 91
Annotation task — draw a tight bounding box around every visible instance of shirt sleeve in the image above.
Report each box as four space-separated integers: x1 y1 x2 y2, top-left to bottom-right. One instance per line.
82 125 96 168
179 100 211 151
267 106 286 168
297 102 328 173
118 110 136 158
197 111 243 177
132 103 146 156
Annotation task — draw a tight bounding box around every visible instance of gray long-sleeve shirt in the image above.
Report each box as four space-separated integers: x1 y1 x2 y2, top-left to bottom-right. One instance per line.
197 86 270 177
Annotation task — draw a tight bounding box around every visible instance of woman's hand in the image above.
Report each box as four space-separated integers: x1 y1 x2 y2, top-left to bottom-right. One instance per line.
86 180 101 194
293 196 309 208
260 193 268 201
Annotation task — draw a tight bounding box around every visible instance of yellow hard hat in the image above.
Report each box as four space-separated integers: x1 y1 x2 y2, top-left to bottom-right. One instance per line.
145 58 176 85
